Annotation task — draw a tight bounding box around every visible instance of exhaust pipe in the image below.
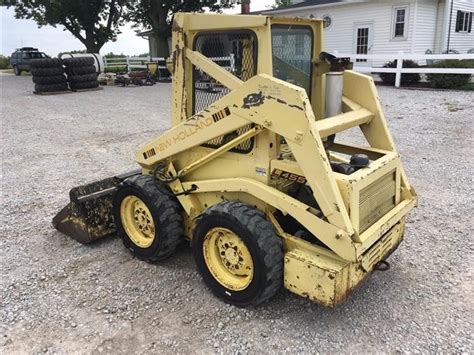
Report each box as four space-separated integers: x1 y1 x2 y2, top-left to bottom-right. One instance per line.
320 52 352 148
325 71 344 118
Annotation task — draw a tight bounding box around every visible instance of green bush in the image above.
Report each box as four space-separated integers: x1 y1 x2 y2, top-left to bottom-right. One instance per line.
427 60 472 89
0 55 11 69
104 66 148 73
104 66 127 73
379 60 421 86
104 52 126 58
462 59 474 68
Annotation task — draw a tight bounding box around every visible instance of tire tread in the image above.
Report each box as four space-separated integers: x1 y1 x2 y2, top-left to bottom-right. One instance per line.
63 57 95 67
195 201 283 306
119 175 183 262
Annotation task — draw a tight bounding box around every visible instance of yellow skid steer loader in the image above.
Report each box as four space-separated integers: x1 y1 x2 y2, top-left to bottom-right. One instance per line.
53 13 417 307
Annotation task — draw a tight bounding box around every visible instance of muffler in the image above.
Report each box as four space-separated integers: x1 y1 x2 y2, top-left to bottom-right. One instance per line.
52 170 141 244
320 52 352 148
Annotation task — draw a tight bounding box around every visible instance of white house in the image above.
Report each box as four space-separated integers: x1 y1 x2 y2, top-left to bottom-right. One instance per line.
262 0 474 64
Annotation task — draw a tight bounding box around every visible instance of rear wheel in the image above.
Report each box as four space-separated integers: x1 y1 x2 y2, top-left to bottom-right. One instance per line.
193 201 283 307
113 175 183 262
14 66 21 76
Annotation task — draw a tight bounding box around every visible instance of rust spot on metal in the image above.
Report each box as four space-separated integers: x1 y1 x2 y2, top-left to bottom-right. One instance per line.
171 21 184 34
172 44 181 74
288 104 304 111
265 95 304 111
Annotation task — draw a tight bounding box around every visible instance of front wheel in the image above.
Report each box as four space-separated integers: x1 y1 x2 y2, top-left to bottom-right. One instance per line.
14 66 21 76
113 175 183 262
193 201 283 307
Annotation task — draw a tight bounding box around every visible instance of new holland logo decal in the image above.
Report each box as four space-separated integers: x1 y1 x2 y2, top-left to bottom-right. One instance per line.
142 107 232 160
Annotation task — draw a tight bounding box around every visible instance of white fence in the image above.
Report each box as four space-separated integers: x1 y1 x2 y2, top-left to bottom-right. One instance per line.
104 53 474 88
103 55 235 72
103 56 166 70
335 52 474 87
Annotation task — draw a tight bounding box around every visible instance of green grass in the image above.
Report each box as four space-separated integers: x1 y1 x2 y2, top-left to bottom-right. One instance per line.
104 66 127 73
458 82 474 91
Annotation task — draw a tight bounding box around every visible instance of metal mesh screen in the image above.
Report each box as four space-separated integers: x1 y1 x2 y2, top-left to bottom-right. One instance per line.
271 25 313 94
193 31 258 153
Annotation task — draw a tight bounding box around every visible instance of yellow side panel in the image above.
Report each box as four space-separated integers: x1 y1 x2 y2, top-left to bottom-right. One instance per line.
284 221 405 307
284 250 343 307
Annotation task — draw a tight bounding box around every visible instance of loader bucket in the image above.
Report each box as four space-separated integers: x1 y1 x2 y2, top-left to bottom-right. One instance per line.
52 170 141 244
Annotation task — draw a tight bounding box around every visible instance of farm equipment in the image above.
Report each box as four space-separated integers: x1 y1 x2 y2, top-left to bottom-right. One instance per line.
115 69 156 86
53 13 417 307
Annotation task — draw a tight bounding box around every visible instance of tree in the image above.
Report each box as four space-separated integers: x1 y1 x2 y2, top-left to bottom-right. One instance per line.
0 55 11 70
127 0 234 57
103 52 126 58
4 0 129 53
270 0 293 9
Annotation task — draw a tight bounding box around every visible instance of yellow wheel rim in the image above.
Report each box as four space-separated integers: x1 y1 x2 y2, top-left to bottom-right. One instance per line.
202 227 254 291
120 195 155 248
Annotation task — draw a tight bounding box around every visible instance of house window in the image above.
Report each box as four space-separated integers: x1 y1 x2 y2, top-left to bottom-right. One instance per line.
393 6 408 38
455 11 473 33
393 7 407 38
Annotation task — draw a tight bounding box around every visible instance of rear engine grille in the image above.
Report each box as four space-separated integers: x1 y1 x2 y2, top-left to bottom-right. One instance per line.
359 170 396 232
361 222 401 272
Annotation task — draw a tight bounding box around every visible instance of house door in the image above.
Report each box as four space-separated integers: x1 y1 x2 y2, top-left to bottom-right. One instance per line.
354 24 373 66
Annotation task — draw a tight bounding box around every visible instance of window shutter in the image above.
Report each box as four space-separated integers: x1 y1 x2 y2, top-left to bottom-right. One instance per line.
456 10 462 32
469 12 473 33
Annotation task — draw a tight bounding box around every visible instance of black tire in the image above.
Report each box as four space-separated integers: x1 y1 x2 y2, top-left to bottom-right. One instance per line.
33 74 67 85
13 66 22 76
69 81 99 90
34 83 69 93
31 67 64 77
65 65 96 76
113 175 184 262
67 73 99 83
193 201 283 307
29 58 63 69
62 57 95 67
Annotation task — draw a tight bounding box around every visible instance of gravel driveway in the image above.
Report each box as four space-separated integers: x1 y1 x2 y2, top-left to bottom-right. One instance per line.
1 73 473 354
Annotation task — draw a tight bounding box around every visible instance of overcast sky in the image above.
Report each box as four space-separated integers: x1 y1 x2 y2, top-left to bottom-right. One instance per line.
0 1 275 57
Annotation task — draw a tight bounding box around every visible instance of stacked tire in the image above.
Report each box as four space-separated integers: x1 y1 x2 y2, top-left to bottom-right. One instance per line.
30 58 68 93
63 57 99 91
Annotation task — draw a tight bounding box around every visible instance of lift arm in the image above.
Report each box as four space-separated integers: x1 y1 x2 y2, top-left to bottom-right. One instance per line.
136 74 356 235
